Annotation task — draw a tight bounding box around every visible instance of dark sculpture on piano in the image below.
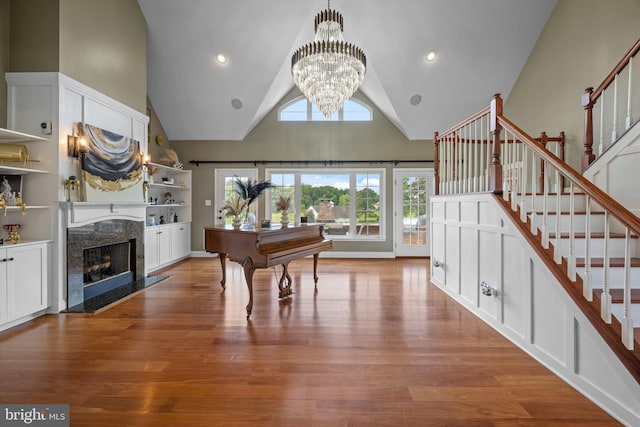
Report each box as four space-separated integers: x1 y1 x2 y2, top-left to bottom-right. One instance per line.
204 224 332 318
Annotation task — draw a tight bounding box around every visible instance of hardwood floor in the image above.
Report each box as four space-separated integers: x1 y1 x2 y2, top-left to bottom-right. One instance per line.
0 258 621 426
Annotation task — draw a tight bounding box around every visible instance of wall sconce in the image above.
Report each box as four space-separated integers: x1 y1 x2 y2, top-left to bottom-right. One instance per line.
67 135 88 158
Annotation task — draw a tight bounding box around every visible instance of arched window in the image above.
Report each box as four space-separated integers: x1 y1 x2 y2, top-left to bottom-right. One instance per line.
278 96 372 122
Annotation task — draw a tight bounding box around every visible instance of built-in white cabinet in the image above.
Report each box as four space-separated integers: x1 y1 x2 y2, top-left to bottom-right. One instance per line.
0 241 48 331
171 222 191 260
145 225 171 272
145 162 191 274
0 127 51 331
145 222 190 274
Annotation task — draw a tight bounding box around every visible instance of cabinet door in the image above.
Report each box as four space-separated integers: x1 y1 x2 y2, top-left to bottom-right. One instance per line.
171 223 191 260
0 248 7 324
157 226 172 266
145 227 160 271
6 244 47 322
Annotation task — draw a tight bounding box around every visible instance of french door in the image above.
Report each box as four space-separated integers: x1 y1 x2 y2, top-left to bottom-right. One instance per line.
393 169 434 257
214 169 258 225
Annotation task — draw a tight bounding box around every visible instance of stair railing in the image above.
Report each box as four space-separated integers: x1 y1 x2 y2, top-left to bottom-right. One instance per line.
582 38 640 170
435 94 639 350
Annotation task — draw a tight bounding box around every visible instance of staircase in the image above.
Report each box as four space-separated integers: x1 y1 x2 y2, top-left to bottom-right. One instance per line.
434 93 640 384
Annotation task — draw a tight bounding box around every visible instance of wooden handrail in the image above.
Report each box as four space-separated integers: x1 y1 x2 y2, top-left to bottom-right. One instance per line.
582 38 640 170
589 38 640 102
435 106 491 141
498 114 640 238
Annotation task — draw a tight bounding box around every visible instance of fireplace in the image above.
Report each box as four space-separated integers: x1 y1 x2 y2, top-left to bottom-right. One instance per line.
67 219 144 309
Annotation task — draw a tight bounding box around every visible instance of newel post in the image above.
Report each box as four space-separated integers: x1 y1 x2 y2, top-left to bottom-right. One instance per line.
538 132 548 192
489 94 503 194
433 132 440 195
582 87 595 171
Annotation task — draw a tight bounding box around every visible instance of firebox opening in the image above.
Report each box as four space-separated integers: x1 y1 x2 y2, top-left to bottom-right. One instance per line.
83 240 135 300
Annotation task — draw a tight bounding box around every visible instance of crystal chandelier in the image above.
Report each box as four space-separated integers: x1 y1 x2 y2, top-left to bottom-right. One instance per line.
291 1 366 118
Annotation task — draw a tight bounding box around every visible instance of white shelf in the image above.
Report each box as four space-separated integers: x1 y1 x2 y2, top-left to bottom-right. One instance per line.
5 206 49 211
0 164 49 175
0 128 48 144
147 204 190 208
150 182 187 189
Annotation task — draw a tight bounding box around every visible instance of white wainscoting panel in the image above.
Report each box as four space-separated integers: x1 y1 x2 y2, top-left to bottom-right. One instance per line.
430 193 640 426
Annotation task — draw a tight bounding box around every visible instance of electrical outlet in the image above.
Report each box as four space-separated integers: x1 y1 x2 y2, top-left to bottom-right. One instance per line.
205 199 212 206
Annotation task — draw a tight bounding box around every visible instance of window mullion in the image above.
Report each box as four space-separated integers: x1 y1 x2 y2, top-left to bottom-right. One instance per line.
349 174 357 237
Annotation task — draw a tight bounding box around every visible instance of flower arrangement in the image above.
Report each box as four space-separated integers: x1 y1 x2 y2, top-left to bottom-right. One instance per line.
233 178 275 207
222 194 248 229
275 195 291 211
147 165 159 183
276 195 292 226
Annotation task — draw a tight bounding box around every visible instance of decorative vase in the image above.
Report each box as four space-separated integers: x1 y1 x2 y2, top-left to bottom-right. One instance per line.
280 210 289 227
232 215 242 230
244 211 256 228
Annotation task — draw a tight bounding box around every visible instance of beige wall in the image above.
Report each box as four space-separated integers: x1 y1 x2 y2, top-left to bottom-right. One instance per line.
8 0 60 73
3 0 145 115
172 88 432 252
505 0 640 170
0 0 9 128
59 0 147 113
147 97 171 161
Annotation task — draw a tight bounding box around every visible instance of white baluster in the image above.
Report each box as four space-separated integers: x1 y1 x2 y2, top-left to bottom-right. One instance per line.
554 169 561 264
622 227 634 350
611 74 618 143
520 146 528 222
583 197 592 301
601 211 612 323
625 59 633 130
568 182 576 281
530 148 537 234
473 120 479 192
599 98 605 156
541 159 549 249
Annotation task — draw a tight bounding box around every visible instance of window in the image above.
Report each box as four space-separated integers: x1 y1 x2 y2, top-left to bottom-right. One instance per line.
266 169 384 239
278 97 372 121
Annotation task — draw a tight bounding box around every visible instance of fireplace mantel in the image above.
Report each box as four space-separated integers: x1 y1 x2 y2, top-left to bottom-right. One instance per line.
60 201 147 228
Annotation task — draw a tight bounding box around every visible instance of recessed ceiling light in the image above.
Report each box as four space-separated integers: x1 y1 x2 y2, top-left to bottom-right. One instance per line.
410 94 422 106
425 50 437 62
216 53 227 64
231 98 243 110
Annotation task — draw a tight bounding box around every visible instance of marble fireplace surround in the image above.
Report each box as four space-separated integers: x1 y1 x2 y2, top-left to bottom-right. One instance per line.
62 202 148 311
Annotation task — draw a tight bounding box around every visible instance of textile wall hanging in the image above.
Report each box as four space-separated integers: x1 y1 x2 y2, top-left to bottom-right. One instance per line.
78 123 143 202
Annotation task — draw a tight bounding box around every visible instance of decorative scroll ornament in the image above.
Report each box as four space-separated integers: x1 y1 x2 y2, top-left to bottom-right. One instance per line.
291 0 366 118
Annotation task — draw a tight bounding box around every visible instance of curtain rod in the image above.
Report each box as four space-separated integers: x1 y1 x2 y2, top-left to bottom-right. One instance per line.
189 159 433 167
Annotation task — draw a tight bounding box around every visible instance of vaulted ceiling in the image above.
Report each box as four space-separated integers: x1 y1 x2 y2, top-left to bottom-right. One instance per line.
138 0 557 141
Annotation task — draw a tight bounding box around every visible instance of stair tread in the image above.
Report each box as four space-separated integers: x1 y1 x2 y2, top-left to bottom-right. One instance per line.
592 288 640 303
576 257 640 267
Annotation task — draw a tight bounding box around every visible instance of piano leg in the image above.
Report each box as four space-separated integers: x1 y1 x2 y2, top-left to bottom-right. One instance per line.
313 253 320 288
241 257 255 319
218 253 227 289
277 262 293 298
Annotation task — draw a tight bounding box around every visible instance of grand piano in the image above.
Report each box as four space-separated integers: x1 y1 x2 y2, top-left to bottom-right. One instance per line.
203 223 332 318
